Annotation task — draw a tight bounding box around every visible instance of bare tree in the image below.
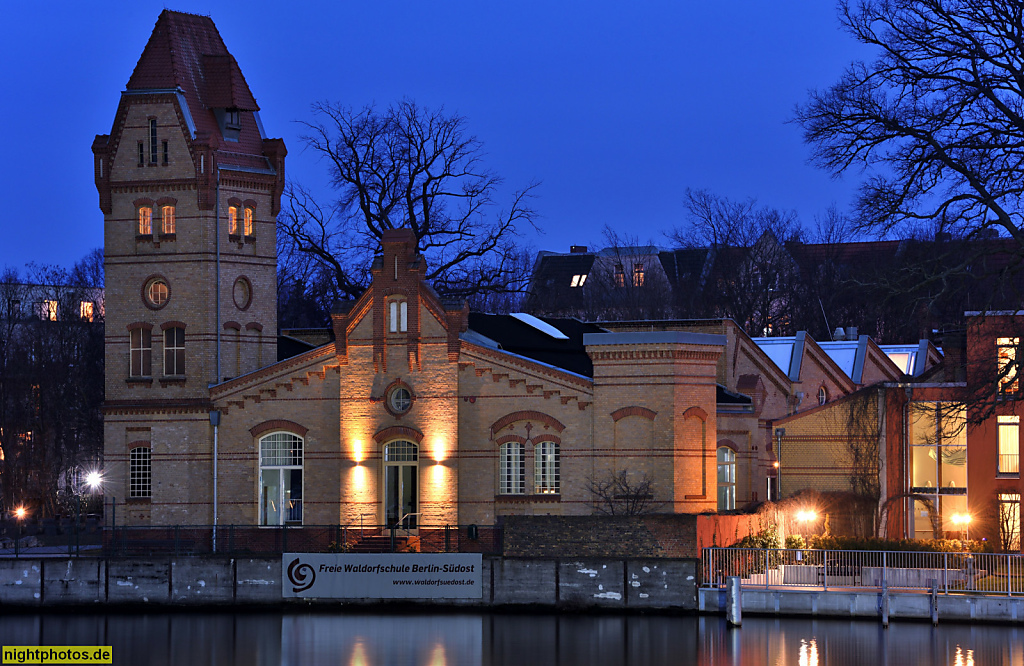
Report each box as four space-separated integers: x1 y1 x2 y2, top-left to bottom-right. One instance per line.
669 189 803 336
280 99 539 304
795 0 1024 308
587 470 660 515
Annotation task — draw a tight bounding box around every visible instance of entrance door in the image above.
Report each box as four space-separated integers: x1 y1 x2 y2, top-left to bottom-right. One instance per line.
384 441 418 529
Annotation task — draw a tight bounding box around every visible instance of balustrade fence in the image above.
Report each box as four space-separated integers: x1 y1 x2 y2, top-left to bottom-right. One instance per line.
703 547 1024 596
0 524 502 558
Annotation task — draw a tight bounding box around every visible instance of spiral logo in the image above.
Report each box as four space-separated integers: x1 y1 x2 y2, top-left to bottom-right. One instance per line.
287 557 316 593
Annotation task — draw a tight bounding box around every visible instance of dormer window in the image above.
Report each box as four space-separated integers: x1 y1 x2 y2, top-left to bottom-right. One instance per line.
216 108 242 142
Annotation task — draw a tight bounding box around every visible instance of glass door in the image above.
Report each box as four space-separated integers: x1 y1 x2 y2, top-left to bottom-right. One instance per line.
384 441 418 530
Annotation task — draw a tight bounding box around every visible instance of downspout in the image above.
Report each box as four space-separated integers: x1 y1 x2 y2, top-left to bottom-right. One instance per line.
214 165 222 552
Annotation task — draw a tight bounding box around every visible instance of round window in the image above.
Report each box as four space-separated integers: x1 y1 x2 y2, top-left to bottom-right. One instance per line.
144 278 169 308
233 277 252 310
388 386 412 415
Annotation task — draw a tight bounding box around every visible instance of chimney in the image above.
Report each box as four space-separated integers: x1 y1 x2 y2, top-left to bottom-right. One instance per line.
833 327 845 341
846 326 858 341
570 245 588 254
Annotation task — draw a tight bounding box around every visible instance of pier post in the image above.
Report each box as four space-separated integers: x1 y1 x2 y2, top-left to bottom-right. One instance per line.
930 581 938 625
881 580 889 627
726 576 742 627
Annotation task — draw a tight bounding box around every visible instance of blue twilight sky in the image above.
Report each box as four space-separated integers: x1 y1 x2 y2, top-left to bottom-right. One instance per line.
0 1 872 272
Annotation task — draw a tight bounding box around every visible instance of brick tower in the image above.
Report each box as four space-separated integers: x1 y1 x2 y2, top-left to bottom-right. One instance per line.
93 10 286 524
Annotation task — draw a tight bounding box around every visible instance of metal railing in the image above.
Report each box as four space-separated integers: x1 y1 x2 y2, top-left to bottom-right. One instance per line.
703 547 1024 596
0 523 503 558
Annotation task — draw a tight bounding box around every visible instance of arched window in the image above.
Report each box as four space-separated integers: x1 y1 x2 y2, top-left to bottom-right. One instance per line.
163 326 185 376
227 206 238 235
717 446 736 510
129 446 152 498
500 442 525 495
818 386 828 406
161 205 175 234
260 432 303 526
384 441 418 528
534 440 560 494
389 298 408 333
129 326 152 377
244 207 254 236
138 207 152 235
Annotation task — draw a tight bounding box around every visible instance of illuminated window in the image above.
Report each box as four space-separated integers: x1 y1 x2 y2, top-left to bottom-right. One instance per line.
818 386 828 406
389 299 408 333
145 278 169 308
999 337 1019 395
633 263 645 287
534 440 560 494
41 300 58 321
129 328 152 377
570 274 588 287
614 264 625 288
130 447 151 498
80 301 94 322
138 207 152 235
500 442 525 494
161 206 175 234
1000 493 1021 551
717 447 736 510
999 415 1020 476
163 327 185 376
149 119 158 164
244 208 254 236
260 432 303 526
228 206 238 235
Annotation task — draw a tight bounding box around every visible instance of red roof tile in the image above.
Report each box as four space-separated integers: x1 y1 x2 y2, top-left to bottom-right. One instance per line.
127 10 264 157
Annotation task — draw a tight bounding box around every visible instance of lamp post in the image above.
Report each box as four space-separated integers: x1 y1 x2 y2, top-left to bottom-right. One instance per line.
79 471 103 556
13 506 27 558
951 513 972 542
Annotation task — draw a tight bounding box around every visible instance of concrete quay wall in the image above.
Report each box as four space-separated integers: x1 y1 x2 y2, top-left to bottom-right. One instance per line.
0 557 698 610
699 586 1024 623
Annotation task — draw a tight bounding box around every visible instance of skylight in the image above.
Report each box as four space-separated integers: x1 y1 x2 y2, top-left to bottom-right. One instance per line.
511 313 570 340
570 274 588 287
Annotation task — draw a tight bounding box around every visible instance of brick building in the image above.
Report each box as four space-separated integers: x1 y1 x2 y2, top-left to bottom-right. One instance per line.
94 11 733 530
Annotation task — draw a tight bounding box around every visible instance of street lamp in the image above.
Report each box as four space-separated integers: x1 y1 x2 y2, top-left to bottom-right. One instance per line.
12 506 27 558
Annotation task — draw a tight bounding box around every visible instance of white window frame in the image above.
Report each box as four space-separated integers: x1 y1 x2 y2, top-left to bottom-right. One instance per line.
129 328 152 377
138 207 152 235
717 446 736 510
999 415 1020 476
161 205 175 234
259 432 304 526
534 440 560 494
129 447 152 498
499 442 526 495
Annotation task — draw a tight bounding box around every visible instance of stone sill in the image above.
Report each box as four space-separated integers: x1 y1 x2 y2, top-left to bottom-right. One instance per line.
495 494 561 503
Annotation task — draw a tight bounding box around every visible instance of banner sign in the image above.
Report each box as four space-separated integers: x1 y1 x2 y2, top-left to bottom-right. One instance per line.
282 553 483 599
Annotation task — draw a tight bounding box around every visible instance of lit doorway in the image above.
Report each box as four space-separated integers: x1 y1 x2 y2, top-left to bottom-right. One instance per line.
384 441 418 529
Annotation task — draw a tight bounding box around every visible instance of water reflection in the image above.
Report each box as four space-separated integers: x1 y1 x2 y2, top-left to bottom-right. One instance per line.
0 611 1021 665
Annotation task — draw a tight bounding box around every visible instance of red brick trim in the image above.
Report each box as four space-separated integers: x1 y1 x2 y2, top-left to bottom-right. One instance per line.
495 434 527 446
373 425 424 444
531 434 562 446
243 199 258 210
155 196 178 207
127 440 151 450
126 322 153 331
683 406 708 422
489 410 566 437
381 379 415 418
160 321 186 330
223 321 242 331
249 419 308 438
610 406 657 423
717 439 739 452
133 197 155 208
233 276 253 311
245 322 264 332
227 197 243 208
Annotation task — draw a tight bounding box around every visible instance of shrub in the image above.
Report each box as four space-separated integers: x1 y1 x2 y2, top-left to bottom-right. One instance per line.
785 534 806 550
806 535 992 553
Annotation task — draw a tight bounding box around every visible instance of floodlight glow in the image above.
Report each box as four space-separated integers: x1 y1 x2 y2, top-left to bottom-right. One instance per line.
796 510 817 522
14 507 26 520
85 471 102 490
